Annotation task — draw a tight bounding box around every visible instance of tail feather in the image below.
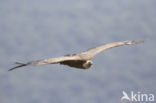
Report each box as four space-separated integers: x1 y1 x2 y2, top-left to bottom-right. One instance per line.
8 62 28 71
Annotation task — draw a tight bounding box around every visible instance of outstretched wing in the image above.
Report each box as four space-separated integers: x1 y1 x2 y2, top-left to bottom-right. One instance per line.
81 40 144 59
8 55 82 71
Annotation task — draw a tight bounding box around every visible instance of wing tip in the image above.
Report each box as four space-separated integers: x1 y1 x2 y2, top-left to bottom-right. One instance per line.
8 68 14 71
8 62 28 71
132 40 144 44
125 40 144 45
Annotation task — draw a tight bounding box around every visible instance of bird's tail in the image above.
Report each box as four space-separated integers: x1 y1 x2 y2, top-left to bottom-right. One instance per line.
8 62 28 71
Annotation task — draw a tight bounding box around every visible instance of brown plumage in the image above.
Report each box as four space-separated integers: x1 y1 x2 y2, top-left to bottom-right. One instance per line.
60 60 87 69
8 40 144 71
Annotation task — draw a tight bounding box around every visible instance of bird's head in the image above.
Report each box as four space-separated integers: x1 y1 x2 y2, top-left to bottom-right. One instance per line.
83 60 93 69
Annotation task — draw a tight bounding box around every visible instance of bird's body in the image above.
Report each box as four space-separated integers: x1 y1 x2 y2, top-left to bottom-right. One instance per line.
8 40 144 71
60 60 92 69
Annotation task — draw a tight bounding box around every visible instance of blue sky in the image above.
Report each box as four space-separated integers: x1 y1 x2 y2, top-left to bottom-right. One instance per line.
0 0 156 103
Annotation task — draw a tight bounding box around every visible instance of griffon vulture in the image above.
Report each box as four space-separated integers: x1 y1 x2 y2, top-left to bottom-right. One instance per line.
8 40 144 71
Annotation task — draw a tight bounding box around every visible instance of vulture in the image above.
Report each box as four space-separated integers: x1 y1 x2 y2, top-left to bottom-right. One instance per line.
8 40 144 71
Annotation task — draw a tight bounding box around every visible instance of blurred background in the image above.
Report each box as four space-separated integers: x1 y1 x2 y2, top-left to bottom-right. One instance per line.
0 0 156 103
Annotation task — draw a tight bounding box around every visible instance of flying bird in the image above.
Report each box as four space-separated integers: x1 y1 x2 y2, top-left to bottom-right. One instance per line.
8 40 144 71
